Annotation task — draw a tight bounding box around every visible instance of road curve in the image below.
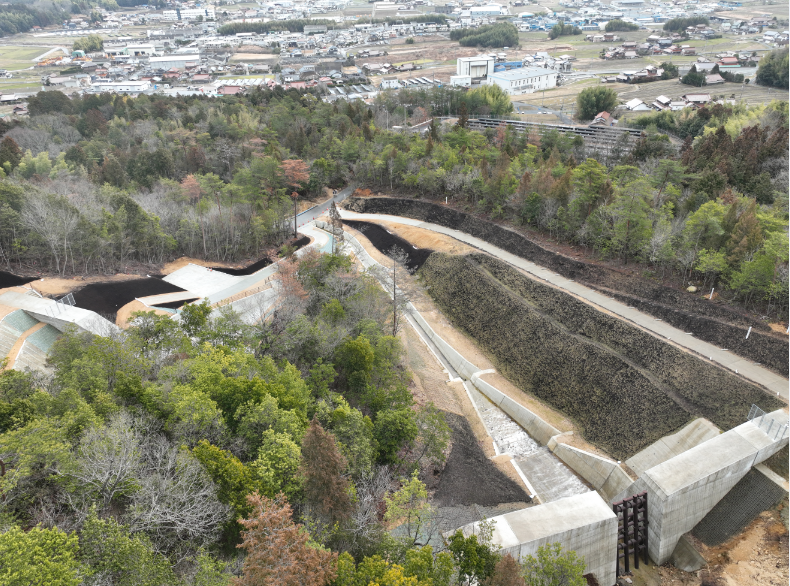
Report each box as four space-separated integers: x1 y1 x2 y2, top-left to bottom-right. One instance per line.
338 208 789 403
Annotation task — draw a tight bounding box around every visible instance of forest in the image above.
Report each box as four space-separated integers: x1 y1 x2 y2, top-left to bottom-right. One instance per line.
0 4 70 37
0 240 586 585
0 88 787 316
449 23 519 48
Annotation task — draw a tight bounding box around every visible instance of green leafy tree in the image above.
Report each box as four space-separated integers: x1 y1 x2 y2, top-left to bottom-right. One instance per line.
79 510 175 586
446 523 500 585
193 440 268 517
374 408 418 466
605 19 638 31
521 543 586 586
0 525 82 586
384 472 434 547
660 61 678 79
681 64 707 87
755 47 788 89
575 87 618 121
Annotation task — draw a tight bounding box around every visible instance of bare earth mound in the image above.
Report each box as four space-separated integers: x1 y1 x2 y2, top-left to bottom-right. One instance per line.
74 278 187 320
433 412 531 507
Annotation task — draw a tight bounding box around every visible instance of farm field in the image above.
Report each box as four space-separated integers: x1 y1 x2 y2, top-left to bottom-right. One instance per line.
0 45 58 71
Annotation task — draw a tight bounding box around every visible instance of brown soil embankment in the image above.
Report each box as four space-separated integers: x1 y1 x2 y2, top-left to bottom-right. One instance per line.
344 197 788 375
419 252 783 460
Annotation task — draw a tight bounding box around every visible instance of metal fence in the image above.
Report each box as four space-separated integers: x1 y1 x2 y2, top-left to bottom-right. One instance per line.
747 404 788 441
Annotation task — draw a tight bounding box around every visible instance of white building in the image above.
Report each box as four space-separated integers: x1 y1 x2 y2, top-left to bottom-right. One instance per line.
162 6 216 21
486 67 557 95
380 76 401 89
456 55 495 78
469 4 507 16
91 80 152 93
148 54 201 69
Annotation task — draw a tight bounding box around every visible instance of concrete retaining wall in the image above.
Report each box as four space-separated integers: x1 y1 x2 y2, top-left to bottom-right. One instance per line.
471 372 561 445
615 410 789 564
455 491 618 586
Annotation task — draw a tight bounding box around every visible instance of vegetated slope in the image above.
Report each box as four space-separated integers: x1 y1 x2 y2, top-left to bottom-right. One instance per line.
419 253 783 460
345 197 787 375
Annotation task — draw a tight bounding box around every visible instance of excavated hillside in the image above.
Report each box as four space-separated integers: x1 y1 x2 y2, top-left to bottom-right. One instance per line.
419 252 784 460
344 197 788 375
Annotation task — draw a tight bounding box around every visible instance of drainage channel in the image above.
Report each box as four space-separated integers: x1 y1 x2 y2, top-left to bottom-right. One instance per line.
465 383 589 504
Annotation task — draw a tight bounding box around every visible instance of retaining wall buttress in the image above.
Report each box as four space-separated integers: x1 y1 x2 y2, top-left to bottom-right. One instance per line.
549 442 633 502
634 411 789 564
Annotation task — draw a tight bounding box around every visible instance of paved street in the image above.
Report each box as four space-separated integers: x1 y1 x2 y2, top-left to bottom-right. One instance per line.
339 209 789 403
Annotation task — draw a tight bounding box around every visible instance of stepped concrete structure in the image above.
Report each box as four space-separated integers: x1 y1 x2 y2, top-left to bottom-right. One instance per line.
0 290 117 372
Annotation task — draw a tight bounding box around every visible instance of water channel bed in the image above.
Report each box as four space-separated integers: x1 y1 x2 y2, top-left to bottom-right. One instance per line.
466 383 589 503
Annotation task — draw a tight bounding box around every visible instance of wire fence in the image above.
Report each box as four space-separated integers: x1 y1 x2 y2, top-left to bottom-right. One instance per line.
747 404 788 441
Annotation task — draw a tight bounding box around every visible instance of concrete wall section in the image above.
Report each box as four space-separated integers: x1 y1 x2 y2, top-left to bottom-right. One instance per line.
639 411 788 564
626 418 721 477
0 292 118 336
456 492 618 586
550 441 633 502
471 373 561 445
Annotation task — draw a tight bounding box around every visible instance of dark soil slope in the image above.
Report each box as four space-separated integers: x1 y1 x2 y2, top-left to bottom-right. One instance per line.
433 413 531 507
345 197 787 375
74 278 186 319
211 235 310 276
344 220 433 271
420 253 783 460
0 270 37 288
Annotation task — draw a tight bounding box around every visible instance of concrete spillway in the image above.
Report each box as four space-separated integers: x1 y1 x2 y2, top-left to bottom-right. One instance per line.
466 383 589 503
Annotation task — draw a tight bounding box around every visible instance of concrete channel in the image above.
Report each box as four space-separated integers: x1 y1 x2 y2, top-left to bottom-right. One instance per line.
331 225 591 506
464 382 589 504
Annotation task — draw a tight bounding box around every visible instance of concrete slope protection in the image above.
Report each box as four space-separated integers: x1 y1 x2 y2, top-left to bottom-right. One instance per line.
418 252 784 461
343 197 788 375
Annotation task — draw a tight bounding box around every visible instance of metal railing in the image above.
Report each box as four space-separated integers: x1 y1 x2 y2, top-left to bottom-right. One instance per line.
45 292 75 317
212 276 276 309
747 404 788 441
